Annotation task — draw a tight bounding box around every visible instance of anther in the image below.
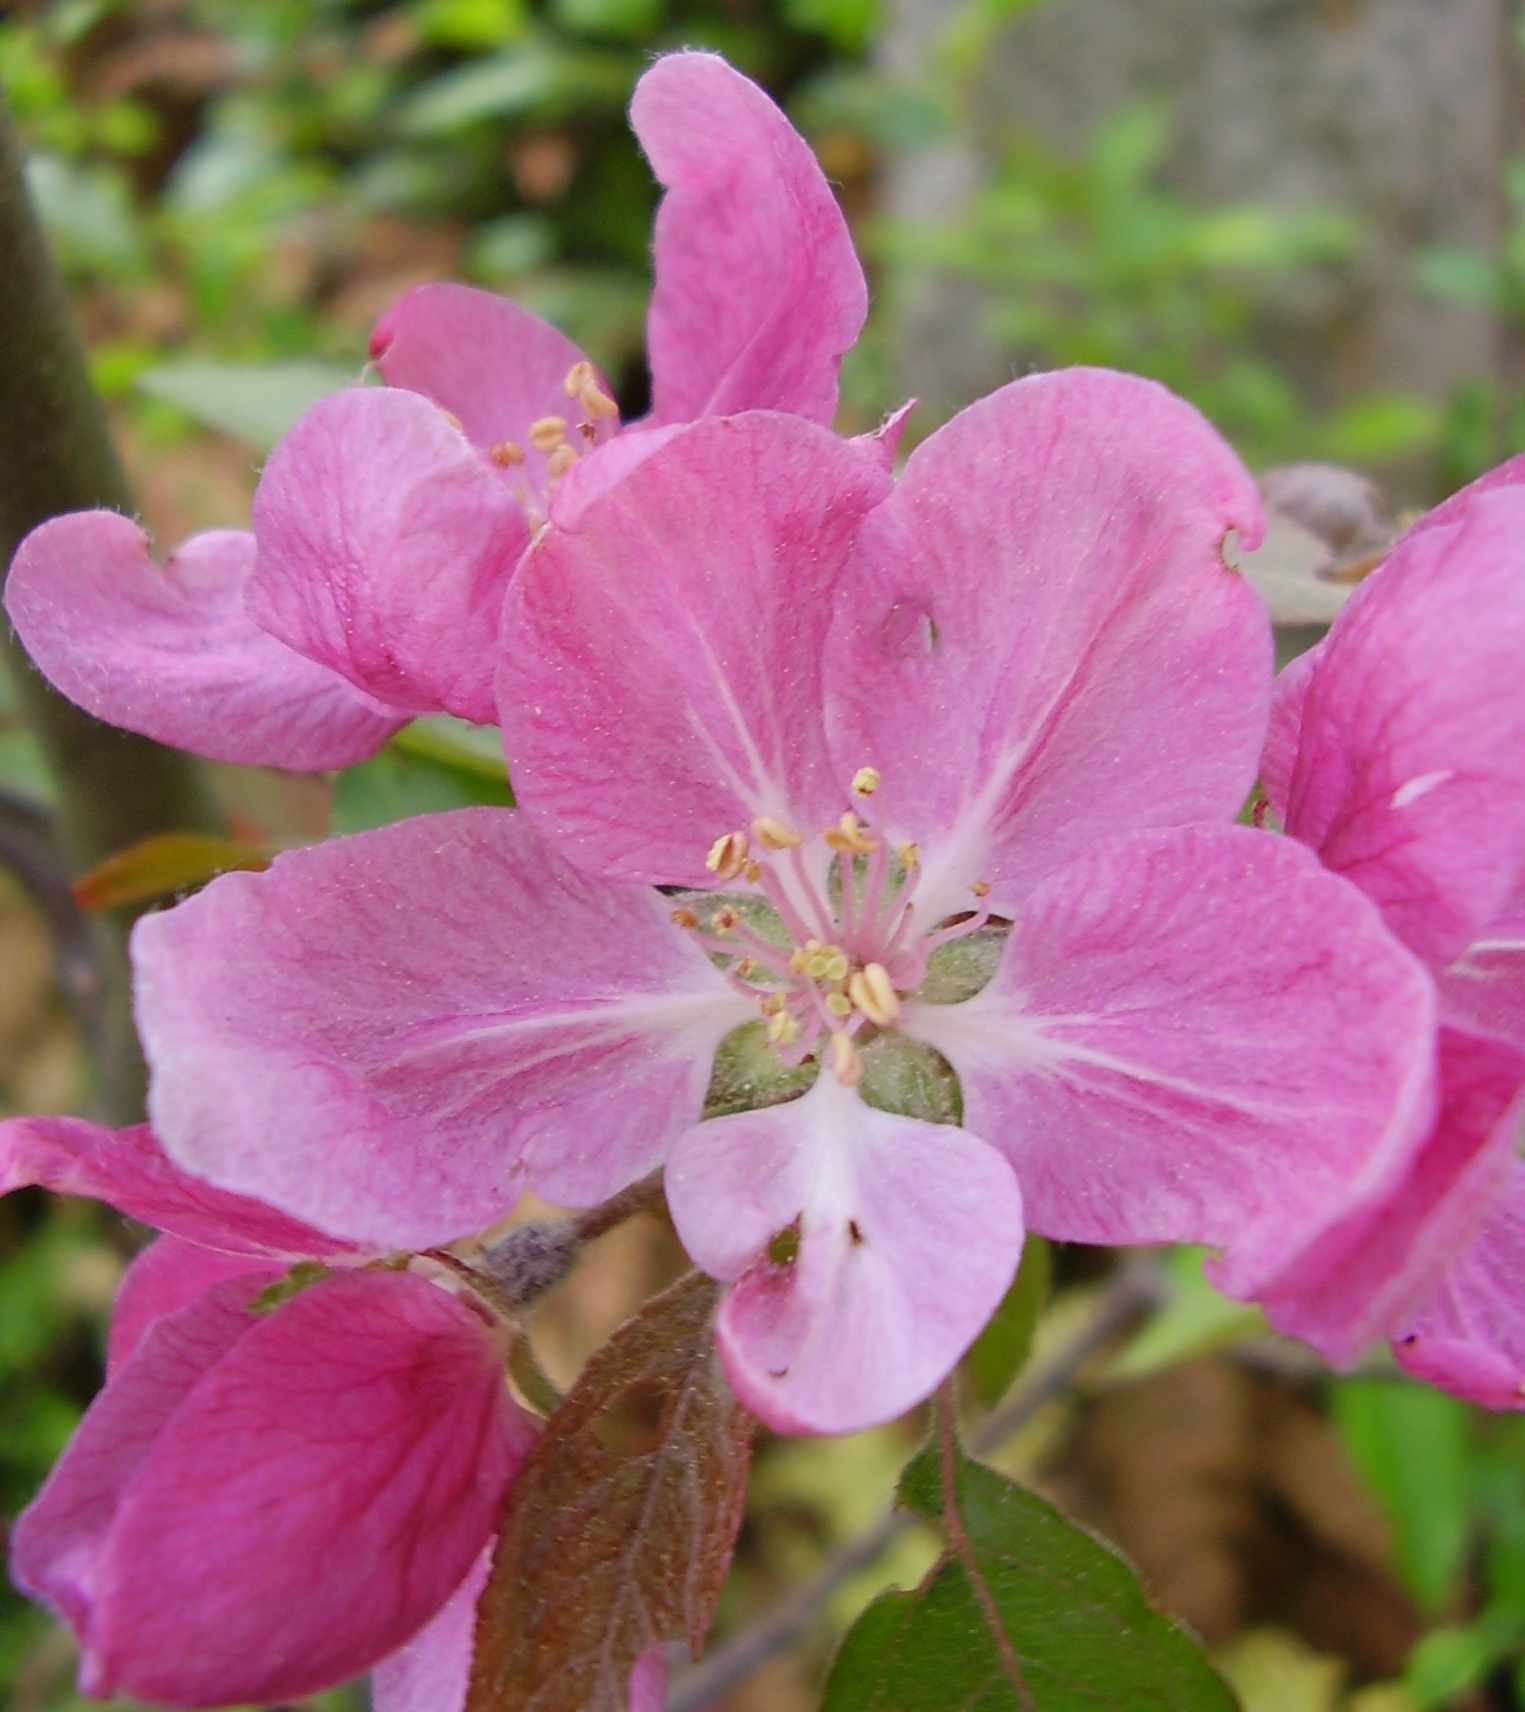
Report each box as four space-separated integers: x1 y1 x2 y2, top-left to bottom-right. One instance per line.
527 416 568 453
851 766 881 798
545 444 577 481
578 381 619 422
825 992 853 1018
849 962 900 1027
563 360 596 398
970 880 991 899
768 1010 801 1047
825 811 877 856
759 993 786 1016
578 421 598 444
896 841 920 869
670 906 699 929
490 440 525 467
736 958 757 979
743 859 761 884
706 831 749 881
822 951 849 983
751 815 803 851
712 906 740 933
830 1031 864 1087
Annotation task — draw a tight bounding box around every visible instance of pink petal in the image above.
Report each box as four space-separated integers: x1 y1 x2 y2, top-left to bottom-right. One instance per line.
853 400 916 471
1393 1161 1525 1410
825 370 1271 922
499 413 892 885
134 807 752 1247
1257 1029 1525 1364
1439 876 1525 1053
633 52 867 427
1271 481 1525 967
371 1544 490 1712
370 283 616 494
0 1115 361 1260
249 388 528 724
1260 639 1322 816
5 514 403 768
629 1648 669 1711
12 1272 274 1646
24 1270 531 1707
666 1073 1024 1435
107 1235 279 1375
902 825 1436 1295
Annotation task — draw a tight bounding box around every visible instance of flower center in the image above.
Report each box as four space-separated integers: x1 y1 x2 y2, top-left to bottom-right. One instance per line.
673 769 993 1086
480 361 620 531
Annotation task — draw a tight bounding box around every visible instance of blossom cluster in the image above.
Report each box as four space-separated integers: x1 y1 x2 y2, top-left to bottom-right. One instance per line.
3 47 1522 1711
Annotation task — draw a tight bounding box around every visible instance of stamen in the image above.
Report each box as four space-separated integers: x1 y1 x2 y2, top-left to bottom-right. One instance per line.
490 440 525 467
670 906 699 929
825 811 877 857
768 1010 801 1047
563 360 596 398
712 906 740 933
970 880 991 899
896 841 920 869
752 815 803 851
830 1031 864 1087
848 962 899 1027
578 381 620 422
706 831 749 881
545 443 577 482
851 766 881 798
825 992 853 1018
527 416 568 453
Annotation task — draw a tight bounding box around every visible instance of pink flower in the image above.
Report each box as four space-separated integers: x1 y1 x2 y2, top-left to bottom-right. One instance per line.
1 1117 535 1707
127 378 1436 1435
1252 457 1525 1408
3 53 867 770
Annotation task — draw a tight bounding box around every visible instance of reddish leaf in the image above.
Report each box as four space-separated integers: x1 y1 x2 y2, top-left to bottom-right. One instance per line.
468 1272 752 1712
72 833 270 911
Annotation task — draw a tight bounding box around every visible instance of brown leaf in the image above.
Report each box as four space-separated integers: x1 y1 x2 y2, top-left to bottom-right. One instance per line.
468 1271 753 1712
71 833 270 912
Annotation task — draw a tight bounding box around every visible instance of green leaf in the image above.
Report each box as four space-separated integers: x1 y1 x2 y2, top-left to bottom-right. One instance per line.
397 44 632 136
332 741 511 835
71 833 271 912
136 360 358 451
964 1235 1052 1406
825 1442 1238 1710
1332 1380 1473 1614
551 0 667 39
1109 1246 1266 1379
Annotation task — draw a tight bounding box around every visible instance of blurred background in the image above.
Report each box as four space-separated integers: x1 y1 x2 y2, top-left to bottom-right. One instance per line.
3 2 1525 1708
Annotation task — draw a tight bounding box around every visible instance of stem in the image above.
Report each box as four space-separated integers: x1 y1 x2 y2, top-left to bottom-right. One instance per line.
935 1382 1033 1711
666 1255 1163 1712
571 1171 666 1243
0 100 220 1122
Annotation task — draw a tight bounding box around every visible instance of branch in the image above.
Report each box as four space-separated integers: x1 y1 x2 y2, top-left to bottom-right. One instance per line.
0 98 219 1121
666 1255 1163 1712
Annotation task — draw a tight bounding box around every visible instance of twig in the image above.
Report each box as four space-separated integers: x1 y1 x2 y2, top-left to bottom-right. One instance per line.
0 99 219 1122
571 1170 666 1241
666 1254 1163 1712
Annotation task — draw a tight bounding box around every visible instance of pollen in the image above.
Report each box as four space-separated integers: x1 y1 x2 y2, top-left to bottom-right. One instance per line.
669 906 699 929
851 766 881 798
489 440 525 467
752 815 803 850
848 962 899 1027
706 831 750 881
896 841 920 869
563 360 596 398
970 880 991 899
527 416 568 453
825 811 877 856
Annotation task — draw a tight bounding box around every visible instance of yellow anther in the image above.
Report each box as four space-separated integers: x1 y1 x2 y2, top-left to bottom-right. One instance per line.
759 992 786 1016
825 812 878 856
896 841 920 869
670 906 699 930
440 408 464 432
489 440 525 467
970 880 992 899
825 992 853 1018
805 950 833 980
735 958 757 979
851 766 881 798
527 416 568 453
829 1030 864 1087
743 859 762 884
545 443 578 481
751 815 803 851
712 906 740 933
578 381 620 422
768 1010 801 1047
705 831 749 881
563 360 596 398
789 948 810 975
822 951 850 983
848 962 900 1027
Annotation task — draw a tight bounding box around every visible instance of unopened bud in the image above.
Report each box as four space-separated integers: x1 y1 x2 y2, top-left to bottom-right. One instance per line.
477 1220 578 1308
